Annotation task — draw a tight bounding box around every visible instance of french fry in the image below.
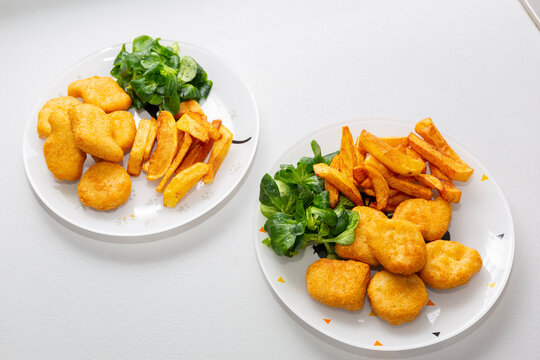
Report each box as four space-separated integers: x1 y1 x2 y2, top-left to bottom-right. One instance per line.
415 174 444 193
354 136 365 164
360 130 425 176
339 126 356 179
352 165 368 185
202 124 233 184
408 133 473 181
155 134 193 193
176 111 210 142
174 99 205 119
163 162 209 207
313 163 363 205
176 120 222 174
147 111 179 181
192 112 221 141
415 117 472 169
326 154 340 208
381 137 408 147
127 119 152 176
143 118 158 161
359 164 389 210
430 164 462 203
371 193 412 212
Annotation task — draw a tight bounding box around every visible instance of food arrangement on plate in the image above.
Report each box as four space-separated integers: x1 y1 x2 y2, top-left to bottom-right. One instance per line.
37 35 232 211
258 118 482 326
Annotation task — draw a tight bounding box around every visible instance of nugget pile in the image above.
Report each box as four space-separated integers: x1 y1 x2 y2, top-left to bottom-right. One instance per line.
38 76 232 211
305 119 482 326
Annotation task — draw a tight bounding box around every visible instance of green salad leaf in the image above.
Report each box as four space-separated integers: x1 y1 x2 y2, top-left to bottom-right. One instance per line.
259 141 360 257
110 35 213 115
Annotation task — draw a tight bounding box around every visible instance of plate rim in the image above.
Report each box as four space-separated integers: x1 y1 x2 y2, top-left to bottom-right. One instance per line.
254 118 515 351
23 40 260 237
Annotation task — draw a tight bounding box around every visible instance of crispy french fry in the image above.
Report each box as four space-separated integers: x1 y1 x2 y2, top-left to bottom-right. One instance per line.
202 124 233 184
313 163 363 205
352 165 368 185
415 117 472 169
127 119 152 176
156 134 193 193
360 164 389 210
143 118 158 161
163 162 209 207
408 133 473 181
147 111 179 181
176 139 201 174
354 136 365 165
174 99 205 119
360 130 425 176
415 174 444 193
381 137 408 147
326 154 340 208
371 193 412 212
176 111 210 142
339 126 356 179
192 112 221 141
430 164 462 203
142 160 149 173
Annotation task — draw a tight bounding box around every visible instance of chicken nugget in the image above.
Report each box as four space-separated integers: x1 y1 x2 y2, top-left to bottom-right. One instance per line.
37 96 80 138
335 206 386 266
364 218 427 275
418 240 482 289
107 111 136 152
68 76 131 113
70 103 124 162
306 259 370 311
78 162 131 211
393 196 452 241
367 270 428 325
43 110 86 181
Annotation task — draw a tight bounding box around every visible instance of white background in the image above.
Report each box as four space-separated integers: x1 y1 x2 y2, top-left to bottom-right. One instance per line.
1 0 539 359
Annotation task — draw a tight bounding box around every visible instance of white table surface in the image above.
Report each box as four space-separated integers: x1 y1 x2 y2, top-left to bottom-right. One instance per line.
2 0 539 359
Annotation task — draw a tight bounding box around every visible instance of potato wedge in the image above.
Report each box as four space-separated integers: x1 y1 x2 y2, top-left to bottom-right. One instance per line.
202 124 233 184
408 133 473 181
430 164 462 203
354 136 365 165
360 130 424 176
147 111 179 181
176 111 210 143
163 162 209 207
381 137 408 147
352 165 368 185
192 112 221 141
371 193 412 212
127 119 152 176
176 120 222 174
360 164 389 210
313 163 363 205
415 174 444 193
325 154 340 208
415 117 472 169
174 99 205 119
143 118 158 161
156 134 193 193
339 126 356 179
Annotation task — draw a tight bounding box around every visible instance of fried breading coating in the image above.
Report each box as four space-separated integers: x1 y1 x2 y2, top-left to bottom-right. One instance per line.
393 196 452 241
367 270 428 325
43 110 87 181
306 259 370 311
364 218 427 275
37 96 80 138
418 240 482 289
70 103 124 162
68 76 131 113
107 111 136 152
78 162 131 211
335 206 386 266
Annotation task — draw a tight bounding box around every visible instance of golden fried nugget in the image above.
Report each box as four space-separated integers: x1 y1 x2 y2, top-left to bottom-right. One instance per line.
393 196 452 241
107 111 136 152
306 259 370 311
37 96 81 138
367 270 428 325
43 110 87 181
78 162 131 211
364 218 427 275
68 76 131 113
418 240 483 289
335 206 386 266
70 103 124 162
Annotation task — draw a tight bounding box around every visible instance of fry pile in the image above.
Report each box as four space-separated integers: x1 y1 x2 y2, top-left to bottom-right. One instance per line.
314 118 474 212
127 100 233 208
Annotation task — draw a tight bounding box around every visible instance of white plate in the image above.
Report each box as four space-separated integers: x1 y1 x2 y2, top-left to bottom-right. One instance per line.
254 120 514 351
23 41 259 237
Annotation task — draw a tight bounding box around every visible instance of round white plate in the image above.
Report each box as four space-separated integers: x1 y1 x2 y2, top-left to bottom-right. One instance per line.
23 41 259 237
254 120 514 351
